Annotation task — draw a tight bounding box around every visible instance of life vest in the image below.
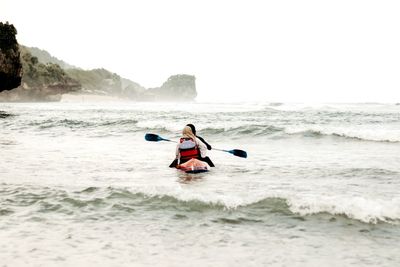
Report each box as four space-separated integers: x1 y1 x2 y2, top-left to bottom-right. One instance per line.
179 138 200 161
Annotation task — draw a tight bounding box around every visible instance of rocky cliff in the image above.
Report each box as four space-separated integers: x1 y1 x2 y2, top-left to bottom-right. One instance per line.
0 47 81 102
141 75 197 101
0 22 22 92
65 68 145 98
1 41 197 102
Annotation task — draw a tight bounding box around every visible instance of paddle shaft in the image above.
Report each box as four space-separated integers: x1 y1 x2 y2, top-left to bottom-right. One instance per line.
145 133 247 158
212 148 229 152
162 139 176 143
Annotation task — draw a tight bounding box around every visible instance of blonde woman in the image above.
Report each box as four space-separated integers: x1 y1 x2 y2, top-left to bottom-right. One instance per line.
169 125 215 168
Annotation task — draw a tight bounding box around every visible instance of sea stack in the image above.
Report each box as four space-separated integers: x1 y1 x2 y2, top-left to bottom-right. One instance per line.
143 74 197 101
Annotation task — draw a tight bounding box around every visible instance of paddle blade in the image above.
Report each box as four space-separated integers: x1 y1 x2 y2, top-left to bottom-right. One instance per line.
145 133 162 142
228 149 247 158
145 133 173 142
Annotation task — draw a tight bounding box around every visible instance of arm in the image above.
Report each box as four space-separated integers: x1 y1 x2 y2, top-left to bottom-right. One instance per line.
175 143 180 159
196 137 207 158
197 135 212 150
169 143 180 168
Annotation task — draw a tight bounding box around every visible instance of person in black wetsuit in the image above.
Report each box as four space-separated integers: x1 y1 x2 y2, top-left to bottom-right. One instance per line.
169 124 215 168
186 124 212 150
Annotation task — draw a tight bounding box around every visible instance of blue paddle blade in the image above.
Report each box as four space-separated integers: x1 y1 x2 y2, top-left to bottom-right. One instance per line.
145 133 172 142
227 149 247 158
145 133 163 142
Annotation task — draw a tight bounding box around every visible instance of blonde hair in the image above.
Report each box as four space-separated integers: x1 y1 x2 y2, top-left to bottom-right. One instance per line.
182 125 197 141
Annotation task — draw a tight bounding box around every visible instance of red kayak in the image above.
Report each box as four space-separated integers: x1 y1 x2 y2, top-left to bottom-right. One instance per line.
177 158 210 173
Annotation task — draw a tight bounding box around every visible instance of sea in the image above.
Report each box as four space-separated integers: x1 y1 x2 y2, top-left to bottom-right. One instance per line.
1 101 399 266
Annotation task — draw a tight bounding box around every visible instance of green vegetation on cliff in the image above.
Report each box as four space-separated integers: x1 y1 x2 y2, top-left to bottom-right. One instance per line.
1 42 197 102
0 47 80 102
20 46 79 88
0 22 17 51
65 68 145 98
24 46 76 69
0 22 22 91
65 68 122 94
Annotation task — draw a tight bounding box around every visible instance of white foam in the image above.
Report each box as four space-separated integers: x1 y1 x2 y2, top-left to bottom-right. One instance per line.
287 195 400 224
285 125 400 142
127 185 400 224
136 120 182 132
269 102 400 113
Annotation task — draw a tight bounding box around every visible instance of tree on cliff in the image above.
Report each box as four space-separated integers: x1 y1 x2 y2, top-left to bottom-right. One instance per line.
20 47 78 88
0 47 81 102
0 22 22 91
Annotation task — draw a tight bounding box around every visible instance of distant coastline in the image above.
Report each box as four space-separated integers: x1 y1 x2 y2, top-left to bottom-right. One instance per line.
0 24 197 102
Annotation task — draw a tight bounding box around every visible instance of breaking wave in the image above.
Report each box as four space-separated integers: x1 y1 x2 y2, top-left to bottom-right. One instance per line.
1 185 399 224
25 118 139 129
139 123 400 143
6 114 400 142
284 126 400 143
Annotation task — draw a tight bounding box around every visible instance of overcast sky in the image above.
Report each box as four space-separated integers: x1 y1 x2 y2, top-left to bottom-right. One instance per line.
2 0 400 102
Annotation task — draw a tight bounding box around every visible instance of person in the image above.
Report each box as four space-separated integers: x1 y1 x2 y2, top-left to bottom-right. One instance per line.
186 123 215 167
186 124 212 150
169 125 215 168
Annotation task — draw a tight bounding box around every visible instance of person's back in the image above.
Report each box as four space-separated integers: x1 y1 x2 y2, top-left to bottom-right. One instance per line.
169 124 215 168
177 136 204 164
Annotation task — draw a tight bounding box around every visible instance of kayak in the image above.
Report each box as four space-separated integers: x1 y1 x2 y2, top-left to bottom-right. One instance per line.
177 158 210 173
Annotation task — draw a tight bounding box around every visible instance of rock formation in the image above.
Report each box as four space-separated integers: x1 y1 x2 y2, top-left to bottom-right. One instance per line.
142 75 197 101
0 22 22 92
0 47 81 102
64 70 196 102
1 42 197 102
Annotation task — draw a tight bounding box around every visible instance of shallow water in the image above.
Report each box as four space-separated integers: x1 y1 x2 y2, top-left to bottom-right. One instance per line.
1 102 400 266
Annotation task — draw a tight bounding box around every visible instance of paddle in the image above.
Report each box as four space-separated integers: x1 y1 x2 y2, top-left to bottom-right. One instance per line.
145 133 248 158
145 133 174 142
212 148 248 158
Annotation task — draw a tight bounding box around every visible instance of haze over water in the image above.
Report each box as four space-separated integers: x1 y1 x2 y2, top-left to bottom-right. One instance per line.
1 101 399 266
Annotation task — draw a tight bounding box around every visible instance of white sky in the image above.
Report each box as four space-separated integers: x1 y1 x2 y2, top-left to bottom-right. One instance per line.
2 0 400 102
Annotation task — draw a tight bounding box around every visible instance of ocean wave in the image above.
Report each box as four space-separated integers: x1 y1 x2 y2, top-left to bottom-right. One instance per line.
137 123 400 142
0 140 18 145
285 126 400 143
25 118 138 129
267 103 400 113
134 191 400 224
98 119 138 126
287 195 400 224
2 185 399 224
0 111 15 119
336 168 399 177
8 109 399 143
200 125 283 137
